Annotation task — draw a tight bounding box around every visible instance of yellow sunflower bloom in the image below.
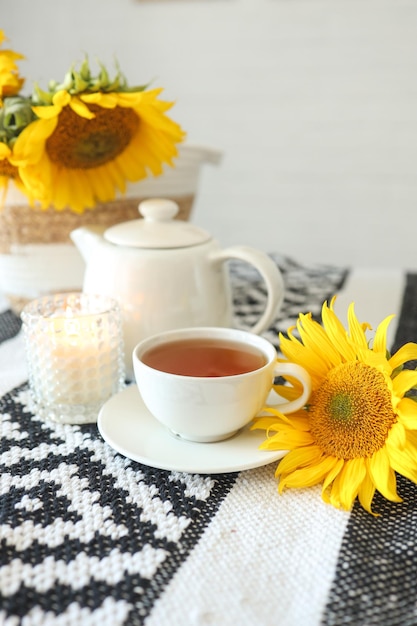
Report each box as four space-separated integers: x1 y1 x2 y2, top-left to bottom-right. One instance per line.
252 298 417 514
11 85 185 213
0 30 25 99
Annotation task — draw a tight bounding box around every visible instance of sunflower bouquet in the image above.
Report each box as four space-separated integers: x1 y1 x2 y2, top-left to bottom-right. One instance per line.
253 298 417 515
0 30 185 214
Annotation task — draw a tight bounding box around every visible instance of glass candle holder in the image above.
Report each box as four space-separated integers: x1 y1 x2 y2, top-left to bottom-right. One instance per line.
21 292 126 424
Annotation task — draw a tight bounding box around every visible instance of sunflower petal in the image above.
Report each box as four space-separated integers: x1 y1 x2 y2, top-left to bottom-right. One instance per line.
397 397 417 430
386 421 407 449
32 103 64 120
392 369 417 397
252 406 292 426
322 304 357 362
357 472 377 515
69 96 96 119
272 383 303 402
279 332 329 385
368 448 402 502
386 442 417 484
11 117 57 165
275 445 323 475
0 143 11 158
389 343 417 370
296 313 341 368
330 458 366 511
259 427 314 451
321 457 344 494
278 455 340 491
373 314 395 354
251 416 287 431
347 303 369 350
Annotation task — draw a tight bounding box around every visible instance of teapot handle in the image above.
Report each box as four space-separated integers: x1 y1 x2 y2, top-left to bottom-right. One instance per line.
210 246 285 334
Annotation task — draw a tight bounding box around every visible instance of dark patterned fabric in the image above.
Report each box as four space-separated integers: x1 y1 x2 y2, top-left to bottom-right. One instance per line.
322 474 417 626
391 273 417 368
0 308 21 344
232 254 348 348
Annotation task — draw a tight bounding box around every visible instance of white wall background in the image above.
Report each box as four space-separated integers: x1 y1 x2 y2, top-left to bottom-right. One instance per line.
2 0 417 269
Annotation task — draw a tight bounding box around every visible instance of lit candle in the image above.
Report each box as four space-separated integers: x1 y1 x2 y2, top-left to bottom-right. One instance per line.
21 293 125 424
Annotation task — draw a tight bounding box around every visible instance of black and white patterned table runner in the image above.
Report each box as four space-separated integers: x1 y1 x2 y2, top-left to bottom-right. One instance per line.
3 257 417 625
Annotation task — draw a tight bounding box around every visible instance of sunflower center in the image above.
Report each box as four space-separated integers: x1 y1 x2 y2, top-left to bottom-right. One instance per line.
45 104 140 169
308 361 396 459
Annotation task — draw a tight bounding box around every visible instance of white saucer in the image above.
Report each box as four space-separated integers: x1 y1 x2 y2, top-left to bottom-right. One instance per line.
97 385 286 474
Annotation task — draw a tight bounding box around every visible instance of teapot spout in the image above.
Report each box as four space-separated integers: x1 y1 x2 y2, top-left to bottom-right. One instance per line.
70 225 106 263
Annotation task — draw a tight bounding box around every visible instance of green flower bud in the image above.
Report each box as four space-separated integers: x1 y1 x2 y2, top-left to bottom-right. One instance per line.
0 95 36 146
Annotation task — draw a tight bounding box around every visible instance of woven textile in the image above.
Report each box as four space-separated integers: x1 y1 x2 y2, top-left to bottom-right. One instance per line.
4 259 417 625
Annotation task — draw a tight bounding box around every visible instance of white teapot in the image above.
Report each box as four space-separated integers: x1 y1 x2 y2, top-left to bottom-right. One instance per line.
70 198 285 377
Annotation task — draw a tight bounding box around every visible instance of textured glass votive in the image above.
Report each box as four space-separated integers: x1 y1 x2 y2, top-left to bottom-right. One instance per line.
21 292 126 424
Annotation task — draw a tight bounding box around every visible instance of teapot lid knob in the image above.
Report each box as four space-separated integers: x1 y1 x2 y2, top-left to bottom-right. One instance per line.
104 197 210 248
139 198 179 222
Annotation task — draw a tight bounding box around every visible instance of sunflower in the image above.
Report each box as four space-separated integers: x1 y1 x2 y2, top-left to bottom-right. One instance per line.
0 30 25 100
252 298 417 514
11 60 185 213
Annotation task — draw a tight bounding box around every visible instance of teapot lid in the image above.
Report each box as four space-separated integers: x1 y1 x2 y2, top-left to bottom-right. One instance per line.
104 198 211 248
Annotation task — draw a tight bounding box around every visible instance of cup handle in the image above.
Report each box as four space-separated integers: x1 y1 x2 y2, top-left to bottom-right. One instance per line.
269 362 312 414
211 246 285 334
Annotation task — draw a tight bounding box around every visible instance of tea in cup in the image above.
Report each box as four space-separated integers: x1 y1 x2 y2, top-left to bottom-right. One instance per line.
132 327 311 443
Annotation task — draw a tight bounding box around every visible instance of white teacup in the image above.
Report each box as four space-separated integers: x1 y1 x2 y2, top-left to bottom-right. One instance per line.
132 327 312 443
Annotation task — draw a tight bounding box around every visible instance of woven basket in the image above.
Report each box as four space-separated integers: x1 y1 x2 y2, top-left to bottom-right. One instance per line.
0 144 222 312
0 193 194 254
